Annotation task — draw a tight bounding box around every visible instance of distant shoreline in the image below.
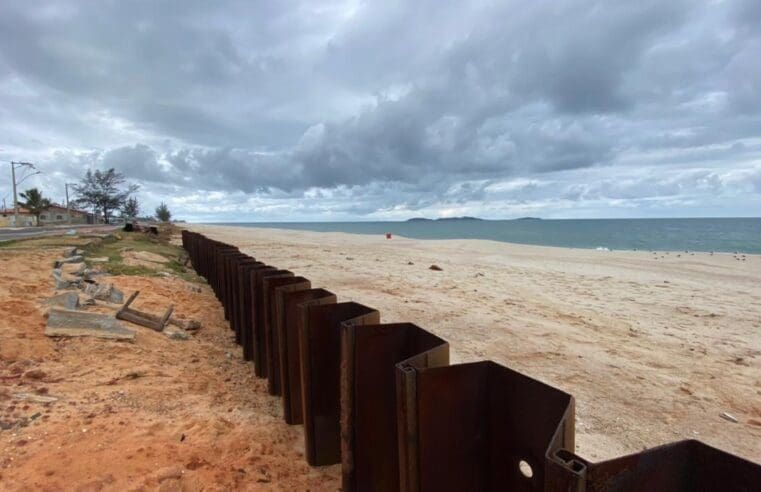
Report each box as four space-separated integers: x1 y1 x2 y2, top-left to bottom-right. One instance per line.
199 218 761 254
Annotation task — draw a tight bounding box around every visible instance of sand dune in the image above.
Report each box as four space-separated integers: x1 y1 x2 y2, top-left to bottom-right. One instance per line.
190 224 761 463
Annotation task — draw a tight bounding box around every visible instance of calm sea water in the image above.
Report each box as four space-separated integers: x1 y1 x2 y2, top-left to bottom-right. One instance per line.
208 218 761 254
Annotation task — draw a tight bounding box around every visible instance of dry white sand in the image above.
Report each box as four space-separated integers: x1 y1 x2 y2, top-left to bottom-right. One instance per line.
190 224 761 463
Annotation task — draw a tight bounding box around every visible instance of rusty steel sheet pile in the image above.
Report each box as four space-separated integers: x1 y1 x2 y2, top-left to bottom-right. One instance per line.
180 230 760 491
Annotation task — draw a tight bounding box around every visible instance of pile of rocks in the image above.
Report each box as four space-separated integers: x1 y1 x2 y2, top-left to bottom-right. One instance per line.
50 246 124 305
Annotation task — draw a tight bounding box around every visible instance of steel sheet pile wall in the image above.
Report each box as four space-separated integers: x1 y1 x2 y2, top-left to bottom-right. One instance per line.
181 230 759 492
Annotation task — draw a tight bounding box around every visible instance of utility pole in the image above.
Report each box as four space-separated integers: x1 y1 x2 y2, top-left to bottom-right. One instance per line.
66 183 72 224
9 161 39 227
10 161 17 226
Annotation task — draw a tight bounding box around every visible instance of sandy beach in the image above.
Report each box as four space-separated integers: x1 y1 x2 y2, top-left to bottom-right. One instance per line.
190 224 761 463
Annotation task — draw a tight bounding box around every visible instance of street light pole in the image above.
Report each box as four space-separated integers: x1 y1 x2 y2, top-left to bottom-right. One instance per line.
66 183 71 224
9 161 39 226
10 162 17 226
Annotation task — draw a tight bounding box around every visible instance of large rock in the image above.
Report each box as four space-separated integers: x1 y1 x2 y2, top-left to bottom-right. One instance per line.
45 292 80 310
62 247 77 258
45 309 135 340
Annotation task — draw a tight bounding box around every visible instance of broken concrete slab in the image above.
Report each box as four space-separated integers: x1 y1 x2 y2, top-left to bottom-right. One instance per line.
83 269 107 282
61 262 86 276
45 309 135 341
62 247 77 258
110 286 124 304
83 282 108 299
45 292 80 310
88 257 110 263
54 255 84 268
52 270 81 290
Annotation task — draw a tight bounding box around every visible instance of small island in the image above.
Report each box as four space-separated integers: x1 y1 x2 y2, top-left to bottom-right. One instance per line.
406 216 483 222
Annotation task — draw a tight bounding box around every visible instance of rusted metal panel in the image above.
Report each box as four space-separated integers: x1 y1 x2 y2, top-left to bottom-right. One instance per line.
300 302 380 466
216 250 241 321
263 276 312 396
235 259 263 348
251 268 292 378
398 361 574 491
280 288 336 425
246 265 276 367
226 254 256 342
341 323 449 492
180 231 761 491
581 440 761 492
237 262 268 361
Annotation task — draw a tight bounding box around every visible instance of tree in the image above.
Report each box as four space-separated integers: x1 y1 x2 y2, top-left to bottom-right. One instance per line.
121 196 140 219
72 169 139 224
155 202 171 222
19 188 52 226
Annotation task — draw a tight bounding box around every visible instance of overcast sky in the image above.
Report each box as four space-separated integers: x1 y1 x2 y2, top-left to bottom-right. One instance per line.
1 0 760 221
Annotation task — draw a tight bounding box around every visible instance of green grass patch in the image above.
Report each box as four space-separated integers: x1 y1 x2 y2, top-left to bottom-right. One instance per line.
86 231 201 283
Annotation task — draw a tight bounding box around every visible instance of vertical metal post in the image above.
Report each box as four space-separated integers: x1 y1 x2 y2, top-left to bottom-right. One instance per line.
65 183 71 224
10 161 18 226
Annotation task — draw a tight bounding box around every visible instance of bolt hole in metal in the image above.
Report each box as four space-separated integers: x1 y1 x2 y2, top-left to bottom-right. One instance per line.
518 460 533 478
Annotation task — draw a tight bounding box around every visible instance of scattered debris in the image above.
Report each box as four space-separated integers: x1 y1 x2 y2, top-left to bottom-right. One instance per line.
52 269 81 290
110 286 124 304
23 369 47 380
13 393 59 404
165 329 190 341
54 255 84 268
45 309 135 341
124 370 146 380
116 291 174 332
83 268 107 282
83 282 124 304
720 412 739 423
61 262 86 276
88 257 110 263
169 317 202 331
45 291 80 310
429 264 443 271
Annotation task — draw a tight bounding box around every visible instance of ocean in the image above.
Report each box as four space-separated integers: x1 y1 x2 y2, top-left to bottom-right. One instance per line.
208 218 761 254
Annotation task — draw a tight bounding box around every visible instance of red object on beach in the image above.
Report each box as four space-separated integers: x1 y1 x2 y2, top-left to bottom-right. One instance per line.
386 232 392 239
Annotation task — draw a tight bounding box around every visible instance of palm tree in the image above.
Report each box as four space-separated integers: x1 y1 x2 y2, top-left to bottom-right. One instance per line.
19 188 52 226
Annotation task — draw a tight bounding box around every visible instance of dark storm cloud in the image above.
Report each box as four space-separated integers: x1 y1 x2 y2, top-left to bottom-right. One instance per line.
0 0 759 219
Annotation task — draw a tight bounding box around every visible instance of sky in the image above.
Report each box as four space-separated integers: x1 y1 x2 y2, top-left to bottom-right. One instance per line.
1 0 760 222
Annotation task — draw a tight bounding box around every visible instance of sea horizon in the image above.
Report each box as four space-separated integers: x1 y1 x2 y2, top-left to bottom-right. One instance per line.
201 217 761 254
